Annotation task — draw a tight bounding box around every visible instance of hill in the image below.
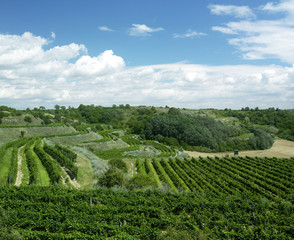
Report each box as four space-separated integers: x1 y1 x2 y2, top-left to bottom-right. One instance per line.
0 104 293 239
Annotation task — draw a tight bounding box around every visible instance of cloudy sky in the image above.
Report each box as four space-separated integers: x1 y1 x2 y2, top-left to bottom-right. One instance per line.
0 0 293 109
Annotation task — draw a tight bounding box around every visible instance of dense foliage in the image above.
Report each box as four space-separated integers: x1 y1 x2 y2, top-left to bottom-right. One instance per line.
0 186 293 239
2 104 292 151
142 109 241 151
221 107 294 141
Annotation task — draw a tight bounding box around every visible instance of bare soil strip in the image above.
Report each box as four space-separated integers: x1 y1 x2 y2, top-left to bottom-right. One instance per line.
185 139 294 159
15 146 25 186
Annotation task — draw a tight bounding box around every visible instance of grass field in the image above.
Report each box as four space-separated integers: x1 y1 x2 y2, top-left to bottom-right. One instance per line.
75 151 95 189
1 115 43 126
50 132 103 146
185 139 294 158
0 126 77 146
0 147 13 184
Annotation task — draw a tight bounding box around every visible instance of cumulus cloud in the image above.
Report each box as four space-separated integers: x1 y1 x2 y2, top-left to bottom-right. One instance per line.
0 32 293 109
211 0 294 63
208 4 255 19
173 29 206 38
129 24 164 36
99 26 114 32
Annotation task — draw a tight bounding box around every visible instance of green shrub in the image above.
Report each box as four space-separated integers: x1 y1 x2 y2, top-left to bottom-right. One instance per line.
127 173 156 190
108 159 127 172
97 167 126 188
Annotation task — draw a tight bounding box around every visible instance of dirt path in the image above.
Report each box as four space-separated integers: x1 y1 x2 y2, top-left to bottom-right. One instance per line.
15 146 25 186
185 139 294 159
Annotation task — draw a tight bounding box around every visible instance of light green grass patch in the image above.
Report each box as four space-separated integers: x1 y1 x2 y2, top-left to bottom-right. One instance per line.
72 146 107 179
0 147 13 184
75 152 95 189
238 133 254 139
30 142 50 186
95 145 141 160
0 126 76 146
50 132 103 146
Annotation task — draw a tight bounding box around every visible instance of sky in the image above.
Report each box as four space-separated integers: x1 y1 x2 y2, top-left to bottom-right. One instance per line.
0 0 293 109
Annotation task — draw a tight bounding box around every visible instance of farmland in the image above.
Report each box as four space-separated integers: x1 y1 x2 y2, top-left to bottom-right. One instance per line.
0 105 293 239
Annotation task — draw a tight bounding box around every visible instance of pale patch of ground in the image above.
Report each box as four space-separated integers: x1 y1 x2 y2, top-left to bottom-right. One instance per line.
82 139 129 151
75 151 96 189
126 145 161 157
61 167 81 189
15 146 25 186
185 139 294 159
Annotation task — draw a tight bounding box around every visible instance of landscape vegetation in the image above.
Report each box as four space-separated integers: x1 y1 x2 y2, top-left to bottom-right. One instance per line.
0 104 293 239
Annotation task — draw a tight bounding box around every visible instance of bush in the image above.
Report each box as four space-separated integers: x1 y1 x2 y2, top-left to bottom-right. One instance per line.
108 159 127 172
127 173 156 190
24 116 32 123
98 167 126 188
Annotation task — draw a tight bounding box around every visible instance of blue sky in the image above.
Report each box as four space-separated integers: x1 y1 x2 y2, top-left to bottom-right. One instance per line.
0 0 293 109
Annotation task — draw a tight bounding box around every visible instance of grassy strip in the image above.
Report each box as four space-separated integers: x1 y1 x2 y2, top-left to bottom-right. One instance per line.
34 140 61 184
152 159 177 193
0 147 13 185
135 159 147 175
43 143 78 180
144 159 161 187
8 138 27 184
75 152 95 189
0 123 65 128
121 135 142 145
25 139 50 186
94 145 141 160
81 137 112 144
160 159 190 192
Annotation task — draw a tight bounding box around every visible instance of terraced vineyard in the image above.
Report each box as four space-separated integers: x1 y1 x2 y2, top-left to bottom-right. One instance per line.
0 129 293 239
0 137 80 187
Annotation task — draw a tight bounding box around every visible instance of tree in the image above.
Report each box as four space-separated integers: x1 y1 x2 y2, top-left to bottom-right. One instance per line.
24 116 32 123
168 107 181 115
20 131 25 138
54 105 60 111
127 174 156 190
98 167 126 188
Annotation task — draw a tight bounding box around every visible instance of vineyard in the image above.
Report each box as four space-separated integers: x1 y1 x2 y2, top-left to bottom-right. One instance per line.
136 157 294 200
0 186 293 239
0 137 80 187
0 123 293 238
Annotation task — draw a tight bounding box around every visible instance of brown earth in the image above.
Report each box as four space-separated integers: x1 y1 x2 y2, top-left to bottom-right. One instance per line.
184 139 294 159
15 146 25 186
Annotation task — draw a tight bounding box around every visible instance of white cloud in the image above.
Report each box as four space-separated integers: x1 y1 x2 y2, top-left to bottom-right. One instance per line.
211 26 237 35
51 32 56 39
211 0 294 63
99 26 114 32
69 50 125 76
173 29 206 38
0 32 293 109
208 4 255 19
129 24 164 37
262 0 294 15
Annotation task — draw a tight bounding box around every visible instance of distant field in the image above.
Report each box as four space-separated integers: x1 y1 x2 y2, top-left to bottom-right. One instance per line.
1 115 43 126
50 132 103 146
0 126 77 146
185 139 294 158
